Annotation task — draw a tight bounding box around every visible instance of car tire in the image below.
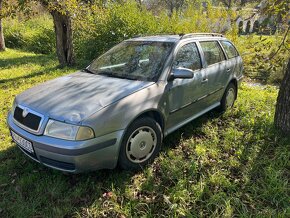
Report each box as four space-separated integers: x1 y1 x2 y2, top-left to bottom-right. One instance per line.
118 117 162 171
219 83 237 112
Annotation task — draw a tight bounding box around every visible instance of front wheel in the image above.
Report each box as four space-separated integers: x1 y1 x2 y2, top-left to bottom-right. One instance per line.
118 117 162 171
219 83 237 112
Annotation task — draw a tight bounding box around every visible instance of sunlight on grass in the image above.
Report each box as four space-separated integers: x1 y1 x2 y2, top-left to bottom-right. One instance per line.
0 49 76 153
0 49 289 217
0 49 54 81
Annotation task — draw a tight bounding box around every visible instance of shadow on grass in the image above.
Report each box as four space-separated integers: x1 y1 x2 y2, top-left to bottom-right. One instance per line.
0 140 135 217
0 55 84 85
163 110 222 149
0 66 60 85
0 54 55 70
0 53 62 85
135 111 290 216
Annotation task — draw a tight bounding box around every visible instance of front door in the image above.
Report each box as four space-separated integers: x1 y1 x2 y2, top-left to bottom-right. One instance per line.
166 42 208 131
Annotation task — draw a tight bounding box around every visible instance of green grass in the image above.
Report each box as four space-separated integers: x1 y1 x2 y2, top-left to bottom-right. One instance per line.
0 49 289 217
3 16 55 54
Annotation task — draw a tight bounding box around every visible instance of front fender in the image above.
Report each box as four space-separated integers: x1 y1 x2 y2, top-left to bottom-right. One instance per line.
81 83 166 138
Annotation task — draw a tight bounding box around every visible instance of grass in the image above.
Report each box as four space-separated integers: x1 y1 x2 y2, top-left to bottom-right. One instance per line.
3 15 55 54
0 49 289 217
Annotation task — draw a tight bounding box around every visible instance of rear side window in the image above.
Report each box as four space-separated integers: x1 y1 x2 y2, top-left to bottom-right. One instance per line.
173 42 201 71
220 41 239 59
199 41 225 66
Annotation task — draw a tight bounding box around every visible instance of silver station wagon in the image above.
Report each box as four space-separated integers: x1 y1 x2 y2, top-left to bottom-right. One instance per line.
7 33 243 173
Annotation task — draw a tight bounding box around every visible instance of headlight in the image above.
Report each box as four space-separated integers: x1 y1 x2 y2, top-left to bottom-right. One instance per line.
44 119 95 141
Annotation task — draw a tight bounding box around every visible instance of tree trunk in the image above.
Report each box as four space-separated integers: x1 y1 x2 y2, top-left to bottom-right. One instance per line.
50 10 74 67
0 18 5 51
275 59 290 135
0 0 5 51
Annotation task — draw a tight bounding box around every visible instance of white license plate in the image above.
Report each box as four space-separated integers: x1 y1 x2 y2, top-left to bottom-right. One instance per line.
11 131 34 153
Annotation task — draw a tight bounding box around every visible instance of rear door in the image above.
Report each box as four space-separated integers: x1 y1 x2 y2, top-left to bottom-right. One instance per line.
198 41 227 105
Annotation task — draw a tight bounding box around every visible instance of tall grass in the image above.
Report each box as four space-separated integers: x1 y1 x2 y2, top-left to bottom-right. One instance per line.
3 15 55 54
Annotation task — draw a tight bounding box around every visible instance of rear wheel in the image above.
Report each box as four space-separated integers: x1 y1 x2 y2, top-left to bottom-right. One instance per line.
118 117 162 170
220 83 237 111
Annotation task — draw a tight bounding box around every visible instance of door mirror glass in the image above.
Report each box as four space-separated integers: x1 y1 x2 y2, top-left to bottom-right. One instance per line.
170 67 194 80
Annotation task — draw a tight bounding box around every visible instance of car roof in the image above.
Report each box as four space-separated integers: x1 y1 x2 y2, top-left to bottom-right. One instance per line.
126 33 228 43
127 35 181 42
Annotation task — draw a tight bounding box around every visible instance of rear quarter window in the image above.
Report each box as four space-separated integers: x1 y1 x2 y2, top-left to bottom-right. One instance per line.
220 41 239 59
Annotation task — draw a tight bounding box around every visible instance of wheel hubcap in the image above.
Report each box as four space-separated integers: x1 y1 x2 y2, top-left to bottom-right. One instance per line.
126 126 157 163
226 88 235 108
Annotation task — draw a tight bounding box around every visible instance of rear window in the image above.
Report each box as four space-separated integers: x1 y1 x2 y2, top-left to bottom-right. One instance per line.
220 40 239 59
199 41 225 66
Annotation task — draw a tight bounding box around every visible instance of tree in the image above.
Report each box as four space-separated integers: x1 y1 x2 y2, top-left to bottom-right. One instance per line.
11 0 75 66
0 0 75 65
0 0 5 51
49 8 74 66
0 0 15 51
275 59 290 135
39 0 75 66
261 0 290 135
51 10 74 66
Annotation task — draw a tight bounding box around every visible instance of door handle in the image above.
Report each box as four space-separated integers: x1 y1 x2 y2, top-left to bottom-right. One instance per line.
201 78 208 84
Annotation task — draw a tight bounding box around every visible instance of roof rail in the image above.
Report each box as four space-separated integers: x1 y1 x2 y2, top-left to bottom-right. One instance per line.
180 33 224 39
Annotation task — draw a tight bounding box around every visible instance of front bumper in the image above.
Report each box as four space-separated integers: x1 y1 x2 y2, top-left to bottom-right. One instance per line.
7 112 124 173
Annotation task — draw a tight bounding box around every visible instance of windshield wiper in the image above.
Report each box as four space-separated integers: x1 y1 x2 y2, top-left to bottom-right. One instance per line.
82 68 95 74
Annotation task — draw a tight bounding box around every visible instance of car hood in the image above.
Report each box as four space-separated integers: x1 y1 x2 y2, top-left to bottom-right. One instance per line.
16 71 154 123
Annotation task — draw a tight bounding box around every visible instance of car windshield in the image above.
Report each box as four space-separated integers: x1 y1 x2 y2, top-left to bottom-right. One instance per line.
88 41 174 81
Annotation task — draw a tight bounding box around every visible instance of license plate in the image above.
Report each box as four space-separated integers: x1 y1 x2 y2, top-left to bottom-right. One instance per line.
11 130 34 153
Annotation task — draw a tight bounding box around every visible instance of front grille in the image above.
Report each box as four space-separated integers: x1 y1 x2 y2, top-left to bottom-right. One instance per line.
39 156 76 171
14 106 42 131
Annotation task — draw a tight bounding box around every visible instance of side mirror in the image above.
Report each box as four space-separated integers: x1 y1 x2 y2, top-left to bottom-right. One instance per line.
169 67 194 80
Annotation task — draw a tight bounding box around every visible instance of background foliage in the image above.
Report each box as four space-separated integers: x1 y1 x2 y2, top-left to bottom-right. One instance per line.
3 0 289 84
4 15 55 54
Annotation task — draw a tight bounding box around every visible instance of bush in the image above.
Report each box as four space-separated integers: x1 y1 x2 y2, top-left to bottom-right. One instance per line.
73 1 236 63
231 34 289 84
72 0 288 84
3 1 288 85
3 15 55 54
73 1 159 63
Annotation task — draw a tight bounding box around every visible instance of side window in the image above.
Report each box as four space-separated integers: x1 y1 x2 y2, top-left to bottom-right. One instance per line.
200 41 226 66
220 40 239 59
173 43 201 71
